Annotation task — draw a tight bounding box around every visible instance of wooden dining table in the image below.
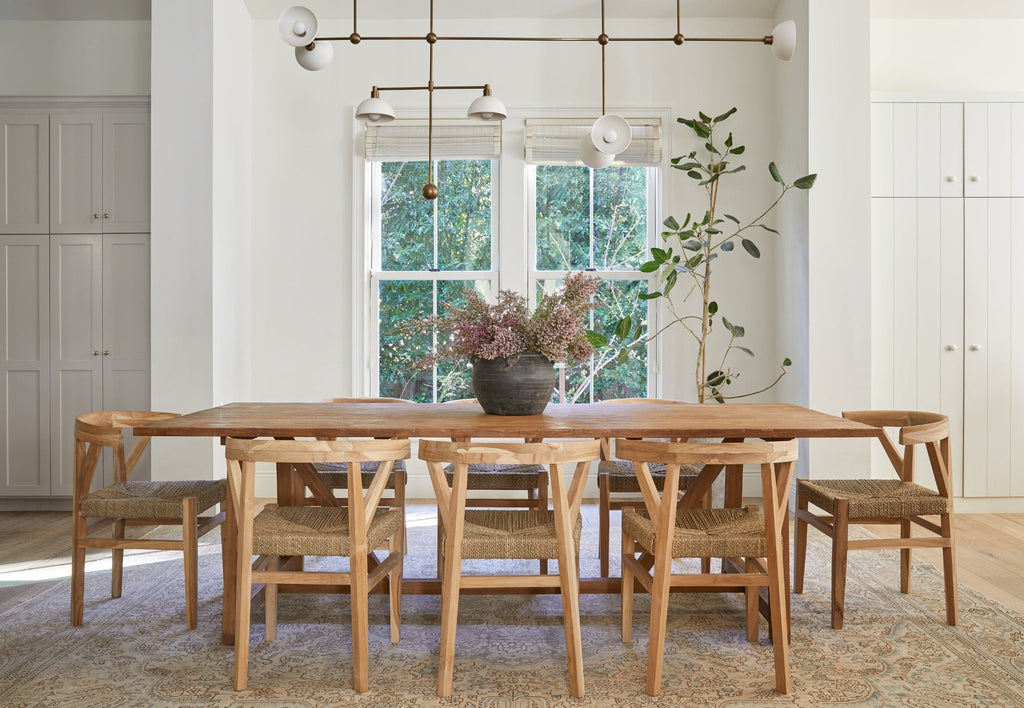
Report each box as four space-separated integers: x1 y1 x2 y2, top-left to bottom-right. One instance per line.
135 400 878 694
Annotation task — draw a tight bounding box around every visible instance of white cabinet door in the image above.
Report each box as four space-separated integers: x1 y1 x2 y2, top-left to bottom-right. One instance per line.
0 236 50 495
963 103 1024 198
870 102 962 198
50 114 103 235
963 198 1024 497
102 234 151 481
0 114 49 234
102 114 150 233
871 197 964 493
49 235 103 495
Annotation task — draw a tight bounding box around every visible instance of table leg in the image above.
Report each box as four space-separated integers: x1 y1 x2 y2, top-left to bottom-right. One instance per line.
550 462 585 699
761 458 794 694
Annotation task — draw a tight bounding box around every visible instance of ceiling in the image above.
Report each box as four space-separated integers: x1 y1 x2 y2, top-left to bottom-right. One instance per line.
1 0 1023 22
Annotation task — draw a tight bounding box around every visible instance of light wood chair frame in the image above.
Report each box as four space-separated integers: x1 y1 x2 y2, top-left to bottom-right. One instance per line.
419 438 601 699
793 410 958 629
617 438 799 696
70 411 228 632
225 437 409 693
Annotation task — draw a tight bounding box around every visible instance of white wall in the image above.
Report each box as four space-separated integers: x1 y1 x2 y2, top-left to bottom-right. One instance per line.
0 21 149 95
872 19 1024 92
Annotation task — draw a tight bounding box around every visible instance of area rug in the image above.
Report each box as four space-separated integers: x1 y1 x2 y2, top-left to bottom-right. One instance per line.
1 508 1023 707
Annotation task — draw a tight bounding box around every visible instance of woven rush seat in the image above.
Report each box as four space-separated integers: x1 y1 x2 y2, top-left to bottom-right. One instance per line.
442 509 583 560
80 479 226 520
252 506 403 557
600 460 702 493
622 506 766 558
314 459 407 489
798 478 949 519
443 462 546 491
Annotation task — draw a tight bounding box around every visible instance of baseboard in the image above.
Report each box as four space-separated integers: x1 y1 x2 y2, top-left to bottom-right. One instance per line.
0 497 72 511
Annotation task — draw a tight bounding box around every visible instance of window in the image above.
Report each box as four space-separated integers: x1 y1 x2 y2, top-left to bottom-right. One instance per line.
366 117 660 402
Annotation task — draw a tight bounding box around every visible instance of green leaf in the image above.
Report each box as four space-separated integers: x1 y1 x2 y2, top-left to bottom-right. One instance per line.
794 174 818 189
723 214 740 224
714 394 725 403
698 111 712 123
737 346 754 356
692 122 711 139
614 316 632 341
722 317 735 334
729 145 746 155
705 142 720 155
713 107 737 123
681 213 692 228
731 324 745 337
665 269 678 293
741 238 761 258
769 161 784 184
686 254 703 269
720 240 735 252
639 261 660 273
708 301 718 315
681 239 702 252
638 290 663 301
707 371 726 386
663 215 680 230
758 224 780 234
617 347 629 364
650 247 669 263
725 165 746 174
724 132 733 148
783 357 792 367
687 170 702 180
585 330 608 348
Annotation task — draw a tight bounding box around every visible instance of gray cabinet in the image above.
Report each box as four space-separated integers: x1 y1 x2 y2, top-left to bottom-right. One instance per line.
0 100 150 500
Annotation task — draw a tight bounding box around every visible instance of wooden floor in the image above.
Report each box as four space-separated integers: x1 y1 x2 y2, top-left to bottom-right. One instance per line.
2 506 1023 615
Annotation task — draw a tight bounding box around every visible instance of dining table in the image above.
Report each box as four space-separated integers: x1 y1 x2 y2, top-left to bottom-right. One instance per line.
134 400 879 694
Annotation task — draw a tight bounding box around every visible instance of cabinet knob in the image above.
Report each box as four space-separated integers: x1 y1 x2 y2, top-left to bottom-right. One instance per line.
103 213 111 219
945 176 958 183
945 344 958 351
92 350 100 356
970 175 981 182
92 213 101 220
103 350 111 356
969 344 982 351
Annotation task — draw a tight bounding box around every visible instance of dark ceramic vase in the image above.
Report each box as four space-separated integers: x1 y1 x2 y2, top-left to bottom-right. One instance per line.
471 352 556 416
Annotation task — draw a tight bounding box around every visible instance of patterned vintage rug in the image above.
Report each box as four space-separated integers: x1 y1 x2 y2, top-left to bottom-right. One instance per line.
1 507 1023 707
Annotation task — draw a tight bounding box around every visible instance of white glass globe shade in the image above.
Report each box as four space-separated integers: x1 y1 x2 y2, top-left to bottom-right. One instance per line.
771 20 797 61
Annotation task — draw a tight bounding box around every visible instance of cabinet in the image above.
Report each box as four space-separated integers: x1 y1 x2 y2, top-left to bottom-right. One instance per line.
872 98 1024 499
0 100 150 500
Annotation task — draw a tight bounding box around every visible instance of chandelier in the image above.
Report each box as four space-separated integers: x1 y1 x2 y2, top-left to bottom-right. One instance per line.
277 1 797 200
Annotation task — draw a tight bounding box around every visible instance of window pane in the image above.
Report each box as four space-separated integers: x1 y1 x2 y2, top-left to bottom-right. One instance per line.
437 161 492 271
435 279 488 402
535 164 590 270
593 167 648 271
378 280 433 401
592 279 648 401
381 161 433 271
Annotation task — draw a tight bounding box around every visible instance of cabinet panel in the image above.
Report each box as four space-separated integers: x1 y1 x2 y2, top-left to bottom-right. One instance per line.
964 103 1024 197
0 236 49 495
49 236 102 495
50 115 102 234
872 102 963 198
103 115 150 233
0 115 49 234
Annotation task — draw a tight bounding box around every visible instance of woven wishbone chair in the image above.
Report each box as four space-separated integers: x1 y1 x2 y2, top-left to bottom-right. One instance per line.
71 411 227 631
419 439 601 699
596 398 710 577
226 437 409 693
617 438 799 696
438 398 550 574
794 410 958 629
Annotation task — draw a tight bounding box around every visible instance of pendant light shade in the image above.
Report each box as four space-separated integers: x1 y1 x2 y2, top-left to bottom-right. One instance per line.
278 6 318 47
295 42 334 71
590 114 632 155
578 134 614 169
355 93 396 123
467 85 507 121
770 19 797 61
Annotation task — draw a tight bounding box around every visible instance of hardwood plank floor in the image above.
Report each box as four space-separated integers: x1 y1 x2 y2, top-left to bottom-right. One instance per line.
2 507 1022 615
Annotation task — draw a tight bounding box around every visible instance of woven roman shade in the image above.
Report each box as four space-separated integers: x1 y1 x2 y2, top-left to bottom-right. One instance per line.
524 118 661 166
364 120 502 161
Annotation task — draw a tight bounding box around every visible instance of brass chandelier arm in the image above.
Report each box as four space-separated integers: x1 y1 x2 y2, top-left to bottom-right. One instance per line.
316 34 775 44
374 85 491 93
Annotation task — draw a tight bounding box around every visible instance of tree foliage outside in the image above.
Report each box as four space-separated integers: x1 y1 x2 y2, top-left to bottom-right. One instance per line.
376 157 654 403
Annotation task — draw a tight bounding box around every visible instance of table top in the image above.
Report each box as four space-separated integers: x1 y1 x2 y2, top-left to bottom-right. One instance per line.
133 401 878 440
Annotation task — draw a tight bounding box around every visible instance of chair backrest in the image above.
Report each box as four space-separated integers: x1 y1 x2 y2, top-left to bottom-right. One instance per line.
73 411 180 497
225 437 411 466
842 409 952 495
418 439 601 467
614 438 799 467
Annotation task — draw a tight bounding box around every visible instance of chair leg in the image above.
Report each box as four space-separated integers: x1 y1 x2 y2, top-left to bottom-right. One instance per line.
699 492 712 574
745 557 759 642
539 469 549 575
620 524 634 644
831 499 850 630
350 548 370 693
265 556 279 642
111 518 125 599
395 470 408 554
900 517 912 594
389 530 403 644
181 498 198 631
71 513 87 626
599 475 611 578
794 495 809 594
941 512 959 626
221 497 237 645
644 537 673 696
